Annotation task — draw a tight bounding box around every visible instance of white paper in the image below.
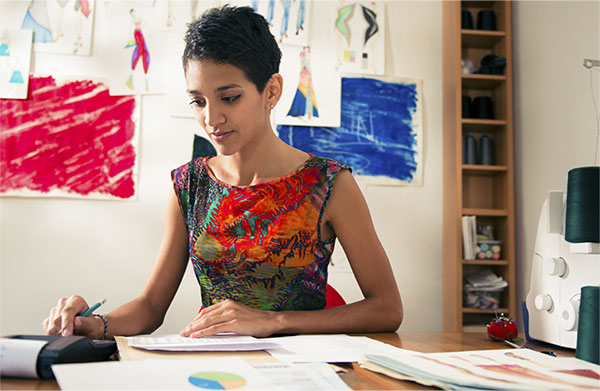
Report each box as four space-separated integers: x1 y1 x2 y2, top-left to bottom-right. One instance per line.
52 357 277 390
276 43 341 128
127 333 279 351
0 0 96 56
253 362 351 390
363 348 600 391
266 334 414 363
334 1 386 75
0 338 48 378
104 1 168 95
0 29 33 99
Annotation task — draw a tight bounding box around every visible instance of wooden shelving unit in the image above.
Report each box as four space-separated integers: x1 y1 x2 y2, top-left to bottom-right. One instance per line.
442 1 516 331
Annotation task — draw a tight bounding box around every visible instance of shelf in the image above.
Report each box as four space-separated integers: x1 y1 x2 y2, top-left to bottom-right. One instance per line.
461 30 505 48
462 208 508 216
463 259 509 265
462 307 509 314
462 119 506 126
443 0 514 332
462 74 506 89
461 1 503 8
463 164 507 173
462 119 506 133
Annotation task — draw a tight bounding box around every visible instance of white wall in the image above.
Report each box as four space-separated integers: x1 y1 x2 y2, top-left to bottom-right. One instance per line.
512 1 600 327
0 0 444 335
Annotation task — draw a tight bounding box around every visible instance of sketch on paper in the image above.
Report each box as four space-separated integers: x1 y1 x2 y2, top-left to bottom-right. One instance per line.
278 76 423 186
105 1 167 95
0 75 139 199
366 348 600 391
277 44 341 128
7 0 96 55
124 9 150 92
334 1 385 75
227 0 311 46
286 46 319 120
0 30 33 99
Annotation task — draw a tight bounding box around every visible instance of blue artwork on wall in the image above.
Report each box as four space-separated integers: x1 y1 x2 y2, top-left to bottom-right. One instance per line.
278 76 423 185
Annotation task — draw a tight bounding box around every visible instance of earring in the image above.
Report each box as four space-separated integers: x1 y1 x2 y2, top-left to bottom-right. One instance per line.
270 104 274 109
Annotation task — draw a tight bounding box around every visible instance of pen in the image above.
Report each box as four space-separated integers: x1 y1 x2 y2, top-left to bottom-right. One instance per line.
79 298 106 317
504 339 557 357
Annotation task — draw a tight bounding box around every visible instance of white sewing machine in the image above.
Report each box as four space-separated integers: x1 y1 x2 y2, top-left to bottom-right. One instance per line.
526 191 600 349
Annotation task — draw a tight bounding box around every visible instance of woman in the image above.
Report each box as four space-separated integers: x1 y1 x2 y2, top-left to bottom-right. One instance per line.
43 6 402 340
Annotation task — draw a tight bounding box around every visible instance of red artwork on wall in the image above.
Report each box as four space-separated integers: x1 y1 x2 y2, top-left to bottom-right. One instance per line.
0 76 139 199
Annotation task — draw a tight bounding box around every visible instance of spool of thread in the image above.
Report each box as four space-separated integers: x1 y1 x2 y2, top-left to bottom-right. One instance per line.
472 96 493 119
565 166 600 243
465 135 477 165
479 135 494 165
461 10 473 29
462 95 472 118
576 286 599 364
477 9 496 31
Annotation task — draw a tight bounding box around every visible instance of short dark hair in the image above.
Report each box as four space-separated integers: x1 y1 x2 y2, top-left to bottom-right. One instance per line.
182 6 281 93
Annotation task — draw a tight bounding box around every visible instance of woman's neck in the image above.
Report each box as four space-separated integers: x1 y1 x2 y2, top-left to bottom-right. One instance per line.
211 136 309 187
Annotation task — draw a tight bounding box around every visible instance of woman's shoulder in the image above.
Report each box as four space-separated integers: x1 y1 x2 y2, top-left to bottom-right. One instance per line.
305 155 352 175
171 156 209 183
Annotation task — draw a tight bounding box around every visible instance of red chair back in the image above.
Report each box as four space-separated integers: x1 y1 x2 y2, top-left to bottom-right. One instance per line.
325 284 346 308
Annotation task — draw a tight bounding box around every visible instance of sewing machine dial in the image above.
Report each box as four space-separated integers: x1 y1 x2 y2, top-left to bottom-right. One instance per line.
543 257 567 277
534 294 553 312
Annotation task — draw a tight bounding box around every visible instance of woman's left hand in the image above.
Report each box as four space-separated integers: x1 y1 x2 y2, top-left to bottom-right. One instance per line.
180 299 277 338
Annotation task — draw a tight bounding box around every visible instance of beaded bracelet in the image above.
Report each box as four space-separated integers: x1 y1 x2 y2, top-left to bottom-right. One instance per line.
93 313 108 340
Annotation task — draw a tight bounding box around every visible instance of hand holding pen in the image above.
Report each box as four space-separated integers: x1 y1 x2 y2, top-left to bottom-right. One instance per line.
42 296 107 339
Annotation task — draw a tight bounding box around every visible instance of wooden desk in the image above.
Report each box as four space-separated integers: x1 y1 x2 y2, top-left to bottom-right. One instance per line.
1 332 575 390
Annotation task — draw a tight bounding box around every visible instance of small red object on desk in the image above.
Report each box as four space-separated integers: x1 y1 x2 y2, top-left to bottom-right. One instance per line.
487 313 518 341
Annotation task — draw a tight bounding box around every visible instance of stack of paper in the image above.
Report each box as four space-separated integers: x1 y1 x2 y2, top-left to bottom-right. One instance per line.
463 268 508 309
464 269 508 291
360 348 600 391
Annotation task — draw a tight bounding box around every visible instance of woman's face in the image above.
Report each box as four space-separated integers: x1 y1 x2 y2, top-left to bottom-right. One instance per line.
185 59 271 156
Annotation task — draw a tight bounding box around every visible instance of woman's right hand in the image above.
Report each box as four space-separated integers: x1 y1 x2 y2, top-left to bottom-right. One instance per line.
42 295 104 339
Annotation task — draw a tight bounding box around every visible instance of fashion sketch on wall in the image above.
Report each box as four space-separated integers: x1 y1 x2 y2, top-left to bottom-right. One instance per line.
0 29 33 99
334 0 385 75
104 1 168 95
277 44 341 128
0 0 96 56
228 0 311 46
279 76 423 186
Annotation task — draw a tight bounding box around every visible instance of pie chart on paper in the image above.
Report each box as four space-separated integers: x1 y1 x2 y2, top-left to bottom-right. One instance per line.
188 372 247 389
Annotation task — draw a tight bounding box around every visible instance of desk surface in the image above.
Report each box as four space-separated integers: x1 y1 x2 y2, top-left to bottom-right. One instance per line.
1 332 575 390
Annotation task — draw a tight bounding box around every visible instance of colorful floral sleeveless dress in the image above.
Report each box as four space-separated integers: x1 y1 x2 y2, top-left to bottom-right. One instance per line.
171 155 350 311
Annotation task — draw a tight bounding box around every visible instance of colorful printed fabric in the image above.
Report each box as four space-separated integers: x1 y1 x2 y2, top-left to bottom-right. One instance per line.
171 156 350 311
